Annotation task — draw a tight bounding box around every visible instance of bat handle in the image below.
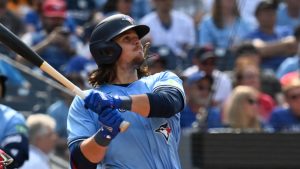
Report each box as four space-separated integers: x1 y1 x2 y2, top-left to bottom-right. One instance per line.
73 87 130 132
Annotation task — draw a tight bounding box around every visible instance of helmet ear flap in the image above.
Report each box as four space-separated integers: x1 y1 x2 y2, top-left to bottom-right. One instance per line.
89 41 122 65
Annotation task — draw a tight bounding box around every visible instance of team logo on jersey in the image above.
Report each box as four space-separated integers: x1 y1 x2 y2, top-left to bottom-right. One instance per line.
118 109 126 112
155 123 171 142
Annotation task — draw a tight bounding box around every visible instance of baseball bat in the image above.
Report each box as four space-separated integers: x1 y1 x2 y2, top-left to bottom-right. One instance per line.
0 23 129 132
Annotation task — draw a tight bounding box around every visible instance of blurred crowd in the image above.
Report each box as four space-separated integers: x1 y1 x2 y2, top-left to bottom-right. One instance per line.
1 0 300 168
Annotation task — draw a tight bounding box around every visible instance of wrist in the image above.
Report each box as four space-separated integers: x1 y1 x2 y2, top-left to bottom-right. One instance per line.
93 127 112 147
115 96 132 110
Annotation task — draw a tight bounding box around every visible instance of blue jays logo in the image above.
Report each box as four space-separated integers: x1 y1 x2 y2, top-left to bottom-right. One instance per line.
122 15 135 24
155 123 171 142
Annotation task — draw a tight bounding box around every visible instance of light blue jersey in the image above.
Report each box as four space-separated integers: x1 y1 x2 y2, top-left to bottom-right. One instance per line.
0 104 27 142
67 71 185 169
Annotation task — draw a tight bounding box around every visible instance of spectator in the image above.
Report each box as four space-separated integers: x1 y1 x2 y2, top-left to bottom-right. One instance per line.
198 0 252 57
180 71 222 130
223 85 264 132
131 0 152 20
0 0 25 57
234 43 282 104
234 63 276 121
147 55 167 75
67 0 96 26
234 42 261 66
0 73 29 169
0 0 24 36
269 72 300 132
21 0 81 72
182 46 232 107
276 25 300 78
198 0 254 70
246 0 297 72
238 0 262 27
23 0 77 33
173 0 205 27
102 0 133 17
277 0 300 30
140 0 196 70
202 0 263 27
21 114 57 169
22 0 43 32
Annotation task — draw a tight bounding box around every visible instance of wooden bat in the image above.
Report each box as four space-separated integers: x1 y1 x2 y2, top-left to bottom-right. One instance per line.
0 23 129 132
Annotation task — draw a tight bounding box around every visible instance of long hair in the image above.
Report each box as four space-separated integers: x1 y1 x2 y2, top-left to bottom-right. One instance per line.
88 63 149 87
212 0 240 29
223 85 261 131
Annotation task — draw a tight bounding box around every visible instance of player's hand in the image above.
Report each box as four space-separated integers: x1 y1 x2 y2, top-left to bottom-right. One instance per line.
99 108 124 133
84 91 122 112
94 108 124 146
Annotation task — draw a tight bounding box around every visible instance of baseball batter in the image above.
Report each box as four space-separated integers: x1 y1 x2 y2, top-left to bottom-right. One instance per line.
67 14 185 169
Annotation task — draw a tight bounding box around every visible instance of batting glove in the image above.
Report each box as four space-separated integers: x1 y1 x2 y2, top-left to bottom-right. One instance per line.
94 108 124 146
84 90 132 112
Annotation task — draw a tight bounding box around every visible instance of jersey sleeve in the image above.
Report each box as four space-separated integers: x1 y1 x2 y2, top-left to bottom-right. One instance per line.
67 94 99 146
150 71 186 104
4 109 28 137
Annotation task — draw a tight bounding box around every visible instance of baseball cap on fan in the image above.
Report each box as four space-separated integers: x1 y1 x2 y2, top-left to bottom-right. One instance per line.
42 0 67 18
280 71 300 93
194 46 217 62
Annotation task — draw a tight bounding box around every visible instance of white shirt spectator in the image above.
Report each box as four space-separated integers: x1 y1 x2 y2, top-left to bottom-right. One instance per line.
20 145 51 169
140 10 196 57
238 0 262 28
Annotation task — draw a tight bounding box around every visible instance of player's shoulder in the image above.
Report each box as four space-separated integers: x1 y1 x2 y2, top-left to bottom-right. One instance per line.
0 104 25 122
0 104 24 120
157 70 180 79
143 71 179 81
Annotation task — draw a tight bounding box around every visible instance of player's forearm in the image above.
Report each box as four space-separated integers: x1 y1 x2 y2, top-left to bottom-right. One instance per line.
130 94 150 117
80 137 107 163
128 88 184 118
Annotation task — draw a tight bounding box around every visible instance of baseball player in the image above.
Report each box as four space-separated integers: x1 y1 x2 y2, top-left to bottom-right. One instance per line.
0 73 29 168
67 14 185 169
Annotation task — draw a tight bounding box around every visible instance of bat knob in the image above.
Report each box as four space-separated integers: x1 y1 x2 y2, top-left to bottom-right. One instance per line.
119 121 130 132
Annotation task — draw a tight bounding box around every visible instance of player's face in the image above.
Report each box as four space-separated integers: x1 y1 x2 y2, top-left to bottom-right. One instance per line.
115 30 144 67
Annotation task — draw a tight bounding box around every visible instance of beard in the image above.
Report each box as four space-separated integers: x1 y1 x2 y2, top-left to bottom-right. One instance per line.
131 46 145 69
131 55 145 69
